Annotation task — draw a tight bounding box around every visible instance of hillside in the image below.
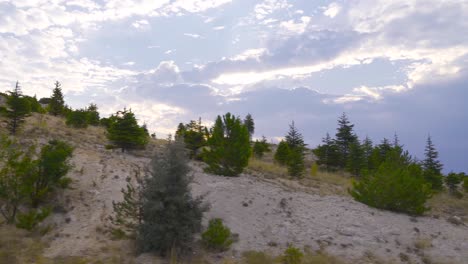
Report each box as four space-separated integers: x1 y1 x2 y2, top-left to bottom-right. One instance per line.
0 113 467 264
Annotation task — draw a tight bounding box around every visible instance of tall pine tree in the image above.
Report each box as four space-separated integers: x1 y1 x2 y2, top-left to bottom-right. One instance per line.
284 121 306 178
422 135 443 190
48 81 65 116
6 81 31 135
335 113 357 168
244 113 255 140
137 139 207 256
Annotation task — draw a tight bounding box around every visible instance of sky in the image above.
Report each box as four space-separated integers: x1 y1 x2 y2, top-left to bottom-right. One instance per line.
0 0 467 173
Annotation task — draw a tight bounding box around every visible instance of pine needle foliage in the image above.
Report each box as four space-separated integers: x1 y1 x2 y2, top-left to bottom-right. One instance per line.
5 81 31 135
107 108 148 152
204 113 251 176
137 140 207 256
48 81 65 116
350 150 432 215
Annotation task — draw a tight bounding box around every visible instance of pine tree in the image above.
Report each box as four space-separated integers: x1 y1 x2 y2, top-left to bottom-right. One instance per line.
285 121 306 178
66 108 88 128
86 103 100 125
137 140 207 256
274 140 290 165
6 81 31 135
204 113 251 176
244 113 255 140
313 133 339 171
346 140 365 176
107 108 149 152
422 135 443 190
361 136 374 173
48 81 65 116
335 113 357 168
177 118 207 158
253 136 270 159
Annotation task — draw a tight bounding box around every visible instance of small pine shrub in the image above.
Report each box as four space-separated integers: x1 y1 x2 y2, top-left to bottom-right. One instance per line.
282 246 303 264
350 151 432 215
16 207 51 231
202 218 233 251
445 172 463 195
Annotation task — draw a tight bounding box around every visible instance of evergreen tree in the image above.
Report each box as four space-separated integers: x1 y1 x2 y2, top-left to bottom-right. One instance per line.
107 108 149 152
48 81 65 116
313 133 340 171
66 108 88 128
350 150 432 215
204 113 251 176
176 118 207 158
0 136 35 223
244 113 255 140
252 136 270 159
346 140 365 176
422 135 443 190
274 140 290 165
335 113 357 168
27 140 73 207
24 95 44 113
361 136 374 173
86 103 100 126
284 121 306 178
6 81 31 135
445 172 463 195
137 140 207 256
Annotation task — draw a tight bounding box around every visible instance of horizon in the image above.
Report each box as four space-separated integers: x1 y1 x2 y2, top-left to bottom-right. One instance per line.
0 0 467 173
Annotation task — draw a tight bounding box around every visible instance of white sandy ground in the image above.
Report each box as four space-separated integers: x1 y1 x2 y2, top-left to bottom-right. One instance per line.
41 143 468 264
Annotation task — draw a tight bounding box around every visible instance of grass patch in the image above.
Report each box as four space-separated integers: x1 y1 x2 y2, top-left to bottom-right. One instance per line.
247 158 288 178
427 191 468 220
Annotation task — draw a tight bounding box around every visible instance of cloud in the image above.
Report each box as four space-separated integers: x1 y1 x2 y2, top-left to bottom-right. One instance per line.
323 3 341 18
183 33 203 39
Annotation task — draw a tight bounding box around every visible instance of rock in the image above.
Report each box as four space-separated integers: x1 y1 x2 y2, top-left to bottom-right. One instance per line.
338 228 356 237
399 252 410 262
447 216 464 226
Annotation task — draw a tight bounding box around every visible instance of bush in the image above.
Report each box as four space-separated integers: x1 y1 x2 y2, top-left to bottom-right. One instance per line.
445 172 463 195
282 246 303 264
350 150 432 215
464 177 468 193
107 108 148 152
310 163 318 177
16 207 51 231
28 140 74 207
66 109 89 128
201 218 233 251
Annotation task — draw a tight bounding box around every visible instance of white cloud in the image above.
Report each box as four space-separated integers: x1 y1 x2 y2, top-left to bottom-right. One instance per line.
183 33 203 39
254 0 291 20
279 16 311 34
323 3 341 18
213 26 225 30
165 49 176 55
132 19 150 29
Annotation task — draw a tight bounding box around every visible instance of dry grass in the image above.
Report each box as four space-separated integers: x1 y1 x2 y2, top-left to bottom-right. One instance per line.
427 191 468 220
247 158 353 196
247 158 288 178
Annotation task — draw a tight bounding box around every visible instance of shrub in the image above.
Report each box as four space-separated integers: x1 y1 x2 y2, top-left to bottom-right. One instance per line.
350 150 432 215
66 109 89 128
445 172 463 195
243 251 275 264
16 207 51 231
28 140 74 207
201 218 233 251
252 136 270 159
282 246 303 264
274 141 290 165
464 177 468 193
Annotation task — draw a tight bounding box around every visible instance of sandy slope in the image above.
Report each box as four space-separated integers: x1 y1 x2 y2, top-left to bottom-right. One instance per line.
36 135 466 263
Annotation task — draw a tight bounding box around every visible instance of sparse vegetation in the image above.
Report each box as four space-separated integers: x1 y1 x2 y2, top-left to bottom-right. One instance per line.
202 218 233 251
282 246 303 264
